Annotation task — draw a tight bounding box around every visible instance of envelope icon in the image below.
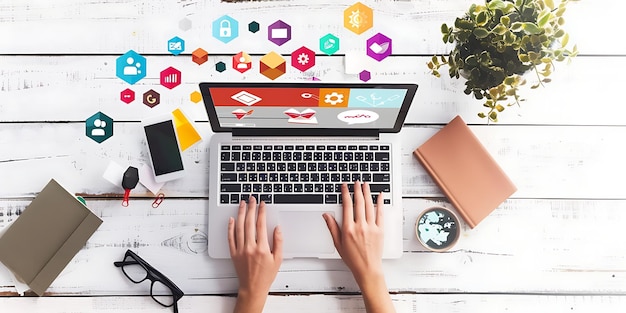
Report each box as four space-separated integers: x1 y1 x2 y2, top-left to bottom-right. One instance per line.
284 108 318 124
260 51 286 80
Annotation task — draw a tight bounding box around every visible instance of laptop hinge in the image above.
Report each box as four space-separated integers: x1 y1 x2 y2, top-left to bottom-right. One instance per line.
232 128 379 137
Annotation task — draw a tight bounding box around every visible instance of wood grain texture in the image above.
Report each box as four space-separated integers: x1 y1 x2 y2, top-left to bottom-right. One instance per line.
0 0 621 55
1 294 626 313
1 198 624 294
1 55 625 125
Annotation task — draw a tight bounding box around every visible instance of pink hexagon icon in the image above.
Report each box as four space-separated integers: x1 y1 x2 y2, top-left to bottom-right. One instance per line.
160 66 182 89
120 88 135 104
366 33 392 62
359 70 371 82
291 46 316 72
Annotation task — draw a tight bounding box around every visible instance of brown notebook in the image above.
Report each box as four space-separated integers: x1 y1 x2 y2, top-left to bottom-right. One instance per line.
0 179 103 295
413 116 517 228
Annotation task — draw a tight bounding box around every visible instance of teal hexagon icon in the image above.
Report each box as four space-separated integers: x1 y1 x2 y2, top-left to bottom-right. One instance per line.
116 50 146 85
86 112 113 143
320 33 340 55
212 15 239 44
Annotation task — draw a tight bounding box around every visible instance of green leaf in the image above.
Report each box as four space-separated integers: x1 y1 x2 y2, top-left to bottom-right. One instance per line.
489 111 499 122
544 0 555 10
561 33 570 47
441 23 449 34
496 104 505 112
511 22 523 32
465 55 479 67
476 11 488 26
493 24 508 35
522 22 542 35
478 112 487 118
487 0 506 10
473 27 490 39
537 11 551 28
500 15 511 26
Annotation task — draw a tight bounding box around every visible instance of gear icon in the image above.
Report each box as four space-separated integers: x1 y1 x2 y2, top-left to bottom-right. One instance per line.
324 92 344 105
349 10 366 29
297 53 309 65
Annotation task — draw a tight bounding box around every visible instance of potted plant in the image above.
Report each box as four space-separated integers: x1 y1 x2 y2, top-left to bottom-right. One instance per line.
428 0 578 122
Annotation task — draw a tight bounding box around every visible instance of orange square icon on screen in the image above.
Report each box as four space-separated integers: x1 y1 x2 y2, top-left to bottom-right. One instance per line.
319 88 350 107
260 51 286 80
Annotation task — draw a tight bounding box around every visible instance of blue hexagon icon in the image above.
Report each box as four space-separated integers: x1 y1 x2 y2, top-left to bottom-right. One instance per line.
167 36 185 55
86 111 113 143
212 15 239 44
116 50 146 85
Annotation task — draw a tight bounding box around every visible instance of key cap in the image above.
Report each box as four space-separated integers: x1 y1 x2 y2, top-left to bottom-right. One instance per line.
221 162 235 171
221 184 241 192
274 194 324 204
221 173 237 182
375 152 390 161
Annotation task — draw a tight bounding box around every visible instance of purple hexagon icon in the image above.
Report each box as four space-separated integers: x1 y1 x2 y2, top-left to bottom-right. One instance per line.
359 70 371 82
268 20 291 46
366 33 392 62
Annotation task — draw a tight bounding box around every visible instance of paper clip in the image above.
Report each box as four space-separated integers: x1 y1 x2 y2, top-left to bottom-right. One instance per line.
152 193 165 208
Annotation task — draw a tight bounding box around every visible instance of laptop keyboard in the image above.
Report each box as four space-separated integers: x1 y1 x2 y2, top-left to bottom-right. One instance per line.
218 143 392 205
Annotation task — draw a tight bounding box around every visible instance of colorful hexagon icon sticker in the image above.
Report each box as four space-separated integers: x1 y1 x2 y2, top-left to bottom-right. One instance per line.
366 33 392 61
143 89 160 108
116 50 146 85
248 21 260 33
291 46 316 72
212 15 239 44
215 61 227 73
320 33 340 55
86 112 113 143
233 51 252 73
344 2 373 35
359 70 371 82
120 88 135 104
167 36 185 55
267 20 291 46
260 51 286 80
192 48 209 65
190 91 202 103
160 66 182 89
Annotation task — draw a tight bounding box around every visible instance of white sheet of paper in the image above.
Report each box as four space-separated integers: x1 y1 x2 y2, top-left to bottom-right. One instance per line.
139 163 165 195
102 160 126 187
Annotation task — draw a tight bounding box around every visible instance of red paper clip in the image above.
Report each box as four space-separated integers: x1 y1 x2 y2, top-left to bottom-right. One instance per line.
152 193 165 208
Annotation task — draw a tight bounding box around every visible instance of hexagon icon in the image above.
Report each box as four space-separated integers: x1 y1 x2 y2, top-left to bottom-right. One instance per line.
267 20 291 46
291 46 316 72
86 112 113 143
248 21 260 33
215 61 227 73
120 88 135 104
143 89 160 108
320 33 340 55
116 50 146 85
190 91 202 103
359 70 371 82
366 32 392 61
212 15 239 44
260 51 286 80
344 2 373 35
233 51 252 73
168 36 185 55
160 66 182 89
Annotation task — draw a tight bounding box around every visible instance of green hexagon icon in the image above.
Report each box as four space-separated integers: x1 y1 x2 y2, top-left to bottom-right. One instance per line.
86 111 113 143
320 33 340 55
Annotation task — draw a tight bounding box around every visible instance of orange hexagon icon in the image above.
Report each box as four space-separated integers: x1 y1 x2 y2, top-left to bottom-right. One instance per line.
344 2 373 35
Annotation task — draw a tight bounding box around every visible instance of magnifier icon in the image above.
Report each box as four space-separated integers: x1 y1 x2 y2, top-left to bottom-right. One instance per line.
301 93 319 100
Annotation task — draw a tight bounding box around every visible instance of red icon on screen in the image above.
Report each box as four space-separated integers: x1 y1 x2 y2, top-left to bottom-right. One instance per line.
284 108 317 124
232 109 254 120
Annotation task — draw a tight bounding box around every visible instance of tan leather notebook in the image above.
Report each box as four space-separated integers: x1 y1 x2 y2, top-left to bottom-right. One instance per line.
414 116 516 228
0 179 103 295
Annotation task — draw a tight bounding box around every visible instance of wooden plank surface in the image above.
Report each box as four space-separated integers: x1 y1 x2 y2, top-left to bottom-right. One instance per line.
1 198 624 295
2 294 626 313
1 55 625 125
0 0 622 55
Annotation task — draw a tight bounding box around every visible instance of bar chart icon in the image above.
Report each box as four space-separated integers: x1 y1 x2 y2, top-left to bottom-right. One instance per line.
160 67 182 89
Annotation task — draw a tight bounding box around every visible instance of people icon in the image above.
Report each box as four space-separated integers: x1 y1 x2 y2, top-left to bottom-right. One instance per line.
91 119 106 136
123 57 142 76
237 56 248 69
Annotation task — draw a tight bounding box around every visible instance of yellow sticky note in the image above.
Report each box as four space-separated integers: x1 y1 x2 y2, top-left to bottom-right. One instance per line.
172 108 202 151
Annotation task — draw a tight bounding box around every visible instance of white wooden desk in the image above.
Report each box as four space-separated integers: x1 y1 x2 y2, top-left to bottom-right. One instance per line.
1 0 626 311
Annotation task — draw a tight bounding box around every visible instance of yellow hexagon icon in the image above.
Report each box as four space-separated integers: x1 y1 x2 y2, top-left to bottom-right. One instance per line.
190 91 202 103
344 2 373 35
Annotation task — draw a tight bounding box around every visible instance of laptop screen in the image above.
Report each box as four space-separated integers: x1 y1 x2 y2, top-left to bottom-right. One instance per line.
200 83 418 134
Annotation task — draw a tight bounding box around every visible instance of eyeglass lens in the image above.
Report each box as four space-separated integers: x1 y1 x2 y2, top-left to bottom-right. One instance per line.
121 254 148 283
151 280 175 306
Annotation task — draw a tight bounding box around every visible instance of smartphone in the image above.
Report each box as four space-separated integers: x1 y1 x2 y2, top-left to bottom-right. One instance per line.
142 115 186 182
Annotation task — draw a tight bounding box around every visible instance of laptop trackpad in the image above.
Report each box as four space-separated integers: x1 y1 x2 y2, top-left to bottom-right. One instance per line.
279 211 335 256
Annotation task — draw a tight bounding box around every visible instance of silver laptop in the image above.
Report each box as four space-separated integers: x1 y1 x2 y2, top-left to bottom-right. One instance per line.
199 82 418 259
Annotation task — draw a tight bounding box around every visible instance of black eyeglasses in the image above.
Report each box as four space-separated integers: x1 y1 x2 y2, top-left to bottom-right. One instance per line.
114 250 184 313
